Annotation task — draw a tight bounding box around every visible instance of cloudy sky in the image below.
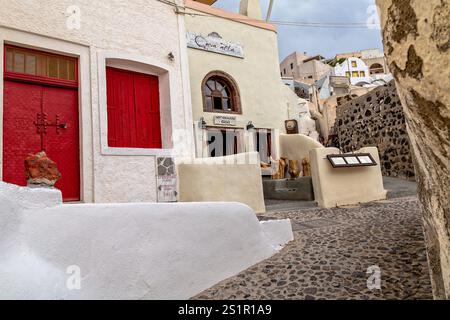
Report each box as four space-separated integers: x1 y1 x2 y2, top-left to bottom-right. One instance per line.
214 0 384 61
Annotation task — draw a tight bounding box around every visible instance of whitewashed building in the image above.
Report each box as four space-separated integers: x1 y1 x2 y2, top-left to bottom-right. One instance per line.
0 0 194 203
334 57 372 85
185 0 309 162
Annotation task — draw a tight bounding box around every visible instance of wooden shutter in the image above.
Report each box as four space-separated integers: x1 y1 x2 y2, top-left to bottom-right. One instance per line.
106 67 162 148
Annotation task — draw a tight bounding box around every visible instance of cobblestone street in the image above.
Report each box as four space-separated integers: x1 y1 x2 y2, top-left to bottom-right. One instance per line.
194 195 433 300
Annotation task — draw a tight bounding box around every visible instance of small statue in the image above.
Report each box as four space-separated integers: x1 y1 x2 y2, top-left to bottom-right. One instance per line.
260 161 271 169
272 157 287 180
24 151 61 187
302 157 311 177
288 160 301 179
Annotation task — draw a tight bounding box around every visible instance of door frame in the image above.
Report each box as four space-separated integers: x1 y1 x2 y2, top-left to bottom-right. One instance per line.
0 27 93 202
204 126 245 158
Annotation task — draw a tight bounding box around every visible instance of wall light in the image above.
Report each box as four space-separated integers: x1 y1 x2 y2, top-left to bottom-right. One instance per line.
246 121 255 131
199 117 207 130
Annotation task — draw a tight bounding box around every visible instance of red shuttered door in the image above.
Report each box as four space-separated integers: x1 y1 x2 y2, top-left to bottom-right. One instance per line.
106 67 162 149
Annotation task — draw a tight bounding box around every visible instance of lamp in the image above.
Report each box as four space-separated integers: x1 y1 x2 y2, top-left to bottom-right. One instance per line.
199 117 207 129
246 121 255 131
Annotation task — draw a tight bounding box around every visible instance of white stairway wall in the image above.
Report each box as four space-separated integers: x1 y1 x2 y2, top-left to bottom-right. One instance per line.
0 182 292 299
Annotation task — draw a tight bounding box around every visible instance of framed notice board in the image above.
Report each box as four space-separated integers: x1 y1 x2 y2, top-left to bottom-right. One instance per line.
327 153 377 168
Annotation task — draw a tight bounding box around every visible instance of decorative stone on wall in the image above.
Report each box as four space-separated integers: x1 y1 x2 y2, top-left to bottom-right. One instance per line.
156 157 177 203
335 80 415 180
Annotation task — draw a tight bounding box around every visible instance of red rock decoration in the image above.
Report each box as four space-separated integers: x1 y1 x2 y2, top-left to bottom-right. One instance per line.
24 151 61 186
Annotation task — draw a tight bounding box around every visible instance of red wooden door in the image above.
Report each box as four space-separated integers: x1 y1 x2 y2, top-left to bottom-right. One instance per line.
42 86 80 201
3 82 80 201
106 67 162 149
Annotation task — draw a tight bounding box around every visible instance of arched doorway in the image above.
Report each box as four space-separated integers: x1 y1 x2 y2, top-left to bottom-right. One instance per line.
369 63 385 75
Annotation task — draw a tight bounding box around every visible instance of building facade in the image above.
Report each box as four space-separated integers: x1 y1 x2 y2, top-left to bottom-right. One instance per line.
334 57 372 85
335 49 389 76
280 52 332 83
185 0 302 162
0 0 194 203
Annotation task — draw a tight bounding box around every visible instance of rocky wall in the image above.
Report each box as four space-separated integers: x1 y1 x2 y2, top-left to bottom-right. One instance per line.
335 80 415 180
377 0 450 299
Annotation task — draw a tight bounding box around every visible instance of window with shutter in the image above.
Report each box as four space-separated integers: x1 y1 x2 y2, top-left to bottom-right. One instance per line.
106 67 162 149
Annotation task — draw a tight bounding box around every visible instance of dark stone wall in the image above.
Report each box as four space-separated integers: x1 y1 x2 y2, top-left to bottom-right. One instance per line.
335 80 415 180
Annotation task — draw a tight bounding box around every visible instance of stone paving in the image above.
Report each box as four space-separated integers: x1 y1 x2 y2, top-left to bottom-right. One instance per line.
193 196 433 300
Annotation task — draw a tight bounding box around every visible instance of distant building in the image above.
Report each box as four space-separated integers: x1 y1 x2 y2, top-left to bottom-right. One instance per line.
282 77 314 101
280 51 332 83
336 51 362 60
334 57 372 85
335 49 389 76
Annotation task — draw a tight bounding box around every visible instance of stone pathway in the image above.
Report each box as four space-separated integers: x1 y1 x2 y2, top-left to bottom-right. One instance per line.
193 196 432 300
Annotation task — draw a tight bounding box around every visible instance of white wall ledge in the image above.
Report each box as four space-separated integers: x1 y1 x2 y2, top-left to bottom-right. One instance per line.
101 147 175 157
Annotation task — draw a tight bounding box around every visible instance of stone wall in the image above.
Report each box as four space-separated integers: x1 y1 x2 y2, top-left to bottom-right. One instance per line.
377 0 450 299
335 80 415 180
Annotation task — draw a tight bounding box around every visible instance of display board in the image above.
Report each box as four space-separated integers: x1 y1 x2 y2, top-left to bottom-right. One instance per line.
327 153 377 168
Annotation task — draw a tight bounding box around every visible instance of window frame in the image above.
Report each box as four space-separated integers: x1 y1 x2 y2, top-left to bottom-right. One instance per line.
105 66 162 149
97 52 175 157
206 127 244 158
254 128 273 164
201 71 241 115
4 44 78 88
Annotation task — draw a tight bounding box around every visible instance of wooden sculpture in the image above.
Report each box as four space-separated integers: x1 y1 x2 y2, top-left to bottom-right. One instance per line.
288 160 300 179
302 157 311 177
272 157 287 180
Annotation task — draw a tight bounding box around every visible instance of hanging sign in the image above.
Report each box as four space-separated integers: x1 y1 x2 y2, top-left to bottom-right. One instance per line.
187 32 244 58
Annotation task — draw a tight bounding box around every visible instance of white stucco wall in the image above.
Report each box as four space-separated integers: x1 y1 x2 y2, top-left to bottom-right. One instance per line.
177 152 266 213
310 147 387 208
279 134 324 164
298 60 332 82
0 182 293 299
0 0 194 203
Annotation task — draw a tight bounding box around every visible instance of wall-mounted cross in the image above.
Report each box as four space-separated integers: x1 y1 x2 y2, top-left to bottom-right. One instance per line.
33 112 67 151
